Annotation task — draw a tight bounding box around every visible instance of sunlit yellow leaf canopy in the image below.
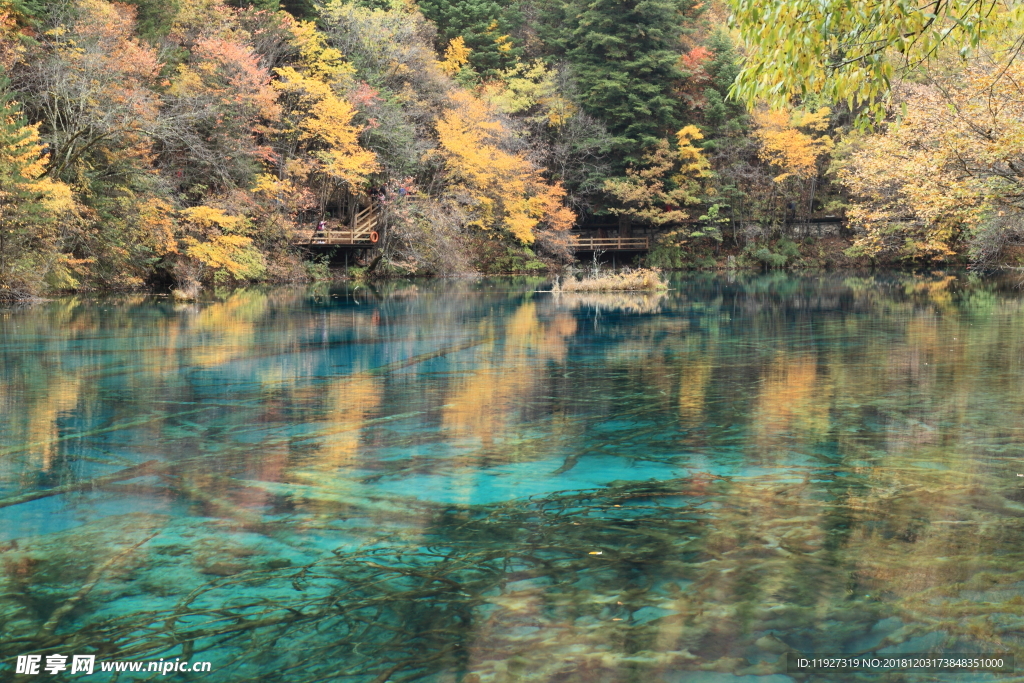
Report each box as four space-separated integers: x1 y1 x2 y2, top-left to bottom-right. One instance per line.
435 91 574 244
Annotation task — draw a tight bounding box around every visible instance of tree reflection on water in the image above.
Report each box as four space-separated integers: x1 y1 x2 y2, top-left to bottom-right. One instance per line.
1 272 1023 682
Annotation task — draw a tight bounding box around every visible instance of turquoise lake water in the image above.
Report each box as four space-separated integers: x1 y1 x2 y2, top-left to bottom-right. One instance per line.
2 272 1024 682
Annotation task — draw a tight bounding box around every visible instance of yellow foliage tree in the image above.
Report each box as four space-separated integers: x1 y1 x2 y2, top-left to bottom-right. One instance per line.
836 41 1024 261
0 2 30 72
175 206 266 286
182 234 265 280
250 172 316 217
434 91 574 244
483 60 577 127
439 36 471 76
0 94 75 296
273 21 378 207
604 125 712 226
752 108 833 183
179 205 249 234
136 197 177 257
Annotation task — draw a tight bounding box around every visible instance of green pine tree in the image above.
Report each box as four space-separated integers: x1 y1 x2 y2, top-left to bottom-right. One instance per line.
417 0 522 77
565 0 700 163
693 31 753 231
701 30 747 139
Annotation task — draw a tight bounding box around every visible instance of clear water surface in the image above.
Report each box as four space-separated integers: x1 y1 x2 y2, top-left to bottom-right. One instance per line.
2 272 1024 682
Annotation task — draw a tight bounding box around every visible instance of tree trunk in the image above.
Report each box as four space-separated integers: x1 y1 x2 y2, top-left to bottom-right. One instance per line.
619 214 632 238
808 173 818 220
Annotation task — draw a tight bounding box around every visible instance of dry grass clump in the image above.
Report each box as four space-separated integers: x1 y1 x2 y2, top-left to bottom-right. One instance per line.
171 280 201 302
553 290 667 314
552 268 667 293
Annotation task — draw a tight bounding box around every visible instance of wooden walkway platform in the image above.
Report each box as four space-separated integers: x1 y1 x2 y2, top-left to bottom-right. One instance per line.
571 235 650 251
294 204 379 247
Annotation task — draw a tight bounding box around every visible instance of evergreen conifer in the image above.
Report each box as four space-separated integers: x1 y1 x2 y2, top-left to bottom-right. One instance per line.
417 0 522 77
565 0 699 161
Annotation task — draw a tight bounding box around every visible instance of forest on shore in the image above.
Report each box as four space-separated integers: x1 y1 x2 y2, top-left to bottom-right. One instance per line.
3 0 1024 297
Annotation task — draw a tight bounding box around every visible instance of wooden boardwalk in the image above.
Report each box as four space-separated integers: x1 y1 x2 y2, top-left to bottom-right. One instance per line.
294 204 379 247
295 218 854 252
571 235 650 251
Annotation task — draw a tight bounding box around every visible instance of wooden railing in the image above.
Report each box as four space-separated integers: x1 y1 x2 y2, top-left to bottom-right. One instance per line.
353 207 378 239
295 207 379 246
297 228 376 246
571 236 650 250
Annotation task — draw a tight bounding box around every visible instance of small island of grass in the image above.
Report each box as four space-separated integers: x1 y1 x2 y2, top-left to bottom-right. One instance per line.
552 268 668 293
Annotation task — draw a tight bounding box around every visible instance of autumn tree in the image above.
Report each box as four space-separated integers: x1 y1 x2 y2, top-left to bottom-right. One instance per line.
836 40 1024 262
752 107 833 184
18 0 162 182
271 18 377 219
745 107 834 226
604 125 711 227
0 87 73 297
438 35 471 77
434 91 574 247
158 0 282 195
172 205 267 294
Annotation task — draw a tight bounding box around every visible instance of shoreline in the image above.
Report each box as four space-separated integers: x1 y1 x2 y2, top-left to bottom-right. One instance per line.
2 262 1016 305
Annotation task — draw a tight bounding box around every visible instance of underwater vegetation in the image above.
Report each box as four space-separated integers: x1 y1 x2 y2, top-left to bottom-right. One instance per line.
3 460 1024 683
5 273 1024 681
